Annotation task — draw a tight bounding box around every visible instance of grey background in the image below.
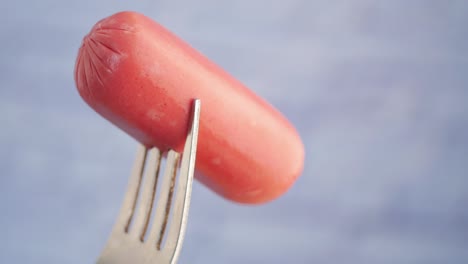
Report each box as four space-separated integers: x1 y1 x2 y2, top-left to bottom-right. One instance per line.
1 1 467 263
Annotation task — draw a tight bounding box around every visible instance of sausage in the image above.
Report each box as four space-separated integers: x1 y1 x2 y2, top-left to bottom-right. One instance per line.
74 11 304 204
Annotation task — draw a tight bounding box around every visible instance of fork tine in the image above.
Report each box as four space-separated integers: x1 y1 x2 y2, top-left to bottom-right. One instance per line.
146 150 179 248
165 99 201 259
131 148 162 241
97 100 201 264
114 144 147 233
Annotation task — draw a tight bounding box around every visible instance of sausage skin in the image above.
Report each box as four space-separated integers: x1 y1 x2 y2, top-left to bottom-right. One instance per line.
74 11 304 204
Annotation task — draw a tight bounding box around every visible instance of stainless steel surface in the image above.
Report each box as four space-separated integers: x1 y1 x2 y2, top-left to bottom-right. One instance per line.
97 99 201 264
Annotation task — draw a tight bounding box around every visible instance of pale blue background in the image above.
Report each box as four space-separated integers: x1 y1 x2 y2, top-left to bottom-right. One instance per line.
1 1 468 263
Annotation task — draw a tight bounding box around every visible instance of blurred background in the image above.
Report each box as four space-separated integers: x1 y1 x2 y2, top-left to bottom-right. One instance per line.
1 1 468 263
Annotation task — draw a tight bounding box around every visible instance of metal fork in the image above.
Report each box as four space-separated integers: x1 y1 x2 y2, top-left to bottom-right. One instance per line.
97 99 201 264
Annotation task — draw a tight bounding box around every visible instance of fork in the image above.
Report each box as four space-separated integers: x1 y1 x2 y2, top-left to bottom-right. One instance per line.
97 99 201 264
